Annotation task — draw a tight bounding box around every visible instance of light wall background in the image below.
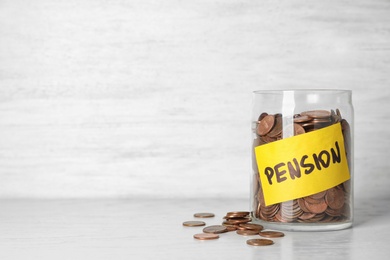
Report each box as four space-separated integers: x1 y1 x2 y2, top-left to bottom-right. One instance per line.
0 0 389 199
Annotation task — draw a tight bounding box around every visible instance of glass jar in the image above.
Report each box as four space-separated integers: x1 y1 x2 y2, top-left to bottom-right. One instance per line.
251 90 353 231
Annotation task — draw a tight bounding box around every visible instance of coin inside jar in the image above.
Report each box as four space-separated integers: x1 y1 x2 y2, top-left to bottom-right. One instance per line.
252 108 352 225
257 115 275 136
301 110 331 118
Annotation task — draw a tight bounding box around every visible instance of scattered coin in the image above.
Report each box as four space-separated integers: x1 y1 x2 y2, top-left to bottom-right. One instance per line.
183 221 206 227
259 231 285 238
246 239 274 246
194 213 215 218
236 229 260 236
193 233 219 240
185 211 286 247
203 225 228 234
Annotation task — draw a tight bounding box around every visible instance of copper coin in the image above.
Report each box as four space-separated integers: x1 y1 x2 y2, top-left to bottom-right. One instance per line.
309 191 327 200
282 123 305 138
236 229 259 236
182 221 206 227
325 187 345 210
236 225 248 230
223 215 251 219
257 115 275 136
325 207 342 217
225 225 238 231
304 200 328 214
298 212 316 220
297 198 310 213
246 239 274 246
259 231 285 238
294 123 306 135
263 134 277 143
226 211 250 217
267 115 283 137
203 225 228 234
239 223 264 231
293 115 312 123
223 218 251 224
194 213 215 218
258 112 268 121
301 110 331 118
303 196 325 205
193 233 219 240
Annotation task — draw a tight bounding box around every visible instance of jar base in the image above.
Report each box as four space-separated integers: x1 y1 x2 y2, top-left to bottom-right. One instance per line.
251 217 353 232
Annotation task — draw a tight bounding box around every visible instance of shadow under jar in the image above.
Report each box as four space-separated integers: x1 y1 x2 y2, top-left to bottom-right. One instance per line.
251 90 353 231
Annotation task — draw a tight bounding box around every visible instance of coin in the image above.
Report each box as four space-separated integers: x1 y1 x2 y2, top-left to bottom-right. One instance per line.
193 233 219 240
194 213 215 218
293 115 312 123
203 225 228 234
309 191 327 200
257 115 275 136
224 211 250 219
236 229 259 236
304 199 328 214
225 225 238 231
239 223 264 231
258 112 268 121
293 123 306 135
301 110 331 118
325 206 342 217
297 198 310 213
298 212 316 220
223 218 251 225
325 187 345 210
246 239 274 246
182 221 206 227
303 196 325 205
267 115 283 137
259 231 285 238
282 123 306 138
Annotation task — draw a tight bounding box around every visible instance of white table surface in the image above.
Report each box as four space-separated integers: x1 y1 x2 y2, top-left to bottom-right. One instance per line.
1 197 389 260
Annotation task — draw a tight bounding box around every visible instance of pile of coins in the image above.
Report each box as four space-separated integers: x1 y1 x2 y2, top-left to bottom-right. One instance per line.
183 211 285 246
252 109 352 223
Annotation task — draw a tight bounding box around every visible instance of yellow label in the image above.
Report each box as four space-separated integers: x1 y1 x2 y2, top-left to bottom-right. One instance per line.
255 123 350 206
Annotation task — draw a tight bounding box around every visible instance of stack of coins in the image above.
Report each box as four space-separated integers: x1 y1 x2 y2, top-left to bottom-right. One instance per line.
252 109 352 223
183 211 284 246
